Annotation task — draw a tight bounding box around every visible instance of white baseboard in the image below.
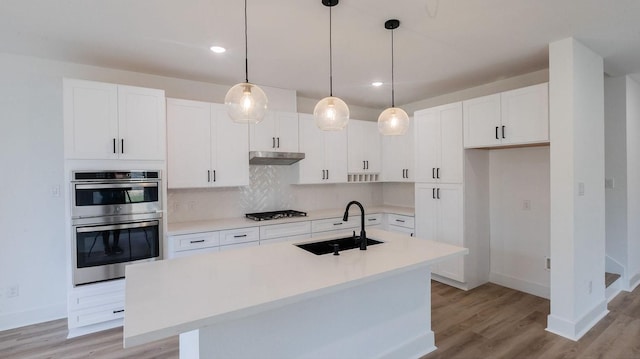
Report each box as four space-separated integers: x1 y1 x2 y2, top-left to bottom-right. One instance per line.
628 272 640 292
0 303 67 331
431 273 469 291
489 272 550 299
546 299 608 341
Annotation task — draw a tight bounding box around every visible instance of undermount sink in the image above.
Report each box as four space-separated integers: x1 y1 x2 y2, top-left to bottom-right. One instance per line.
296 236 383 255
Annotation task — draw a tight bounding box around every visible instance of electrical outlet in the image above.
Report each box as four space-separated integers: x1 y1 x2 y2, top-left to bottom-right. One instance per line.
545 257 551 271
6 285 19 298
51 185 60 197
578 182 585 196
588 280 593 294
523 200 531 210
605 178 615 189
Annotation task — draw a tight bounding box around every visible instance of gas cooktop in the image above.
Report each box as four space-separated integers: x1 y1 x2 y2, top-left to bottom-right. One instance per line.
245 210 308 221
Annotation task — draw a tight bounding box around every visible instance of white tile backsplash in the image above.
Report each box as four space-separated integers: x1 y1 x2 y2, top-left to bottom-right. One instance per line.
167 165 385 223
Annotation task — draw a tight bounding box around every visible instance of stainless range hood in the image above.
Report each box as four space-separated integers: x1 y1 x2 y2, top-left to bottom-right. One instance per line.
249 151 305 165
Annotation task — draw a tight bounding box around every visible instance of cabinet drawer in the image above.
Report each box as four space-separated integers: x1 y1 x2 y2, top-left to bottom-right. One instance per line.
365 213 383 226
170 246 219 259
68 302 125 328
387 225 414 236
219 227 259 246
171 232 220 253
260 221 311 240
387 214 414 229
68 280 125 311
220 241 259 252
312 217 359 233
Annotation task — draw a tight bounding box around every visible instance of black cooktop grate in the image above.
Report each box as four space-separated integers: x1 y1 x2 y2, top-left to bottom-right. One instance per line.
245 210 308 221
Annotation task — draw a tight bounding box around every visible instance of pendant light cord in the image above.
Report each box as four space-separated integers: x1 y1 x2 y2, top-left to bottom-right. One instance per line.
329 6 333 97
391 28 395 107
244 0 249 83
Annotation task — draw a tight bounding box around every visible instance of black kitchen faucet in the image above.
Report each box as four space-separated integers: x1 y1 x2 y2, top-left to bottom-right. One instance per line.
343 200 367 250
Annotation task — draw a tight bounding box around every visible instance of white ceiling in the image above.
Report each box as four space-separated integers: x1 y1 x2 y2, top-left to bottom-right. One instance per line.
2 0 640 109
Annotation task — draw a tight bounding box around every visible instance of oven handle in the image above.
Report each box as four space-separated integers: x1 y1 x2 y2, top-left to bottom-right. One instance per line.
74 182 159 190
76 220 159 233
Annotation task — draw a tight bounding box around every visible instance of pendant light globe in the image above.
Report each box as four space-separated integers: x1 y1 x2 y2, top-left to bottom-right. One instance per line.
225 0 268 124
378 19 409 136
315 0 349 131
314 96 349 131
378 106 409 135
225 82 268 124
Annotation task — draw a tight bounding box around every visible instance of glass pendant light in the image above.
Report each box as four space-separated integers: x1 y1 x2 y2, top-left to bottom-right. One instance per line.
378 19 409 136
225 0 268 124
314 0 349 131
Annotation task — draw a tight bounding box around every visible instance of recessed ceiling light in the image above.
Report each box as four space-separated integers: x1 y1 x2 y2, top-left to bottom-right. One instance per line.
210 46 226 53
372 81 383 87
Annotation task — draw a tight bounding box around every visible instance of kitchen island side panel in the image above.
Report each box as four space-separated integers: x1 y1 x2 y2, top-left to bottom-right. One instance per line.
188 265 434 359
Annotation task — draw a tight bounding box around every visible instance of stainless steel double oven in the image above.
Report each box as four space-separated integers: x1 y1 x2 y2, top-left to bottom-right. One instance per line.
71 170 163 286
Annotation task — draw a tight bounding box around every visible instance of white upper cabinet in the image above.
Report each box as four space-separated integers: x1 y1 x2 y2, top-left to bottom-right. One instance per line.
347 119 381 174
298 114 347 184
382 118 414 182
167 99 248 188
463 83 549 148
249 111 299 152
63 79 165 160
414 102 463 184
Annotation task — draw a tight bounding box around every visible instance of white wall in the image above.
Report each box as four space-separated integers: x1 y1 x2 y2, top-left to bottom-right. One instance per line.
626 77 640 288
547 38 606 341
604 76 629 279
489 147 550 298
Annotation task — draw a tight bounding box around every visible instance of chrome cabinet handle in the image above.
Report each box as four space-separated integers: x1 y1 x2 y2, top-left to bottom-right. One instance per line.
234 234 247 238
495 126 499 140
121 139 124 154
437 188 440 199
436 168 440 179
213 170 216 182
113 309 124 314
326 169 329 180
272 137 276 148
396 219 405 223
207 170 211 182
190 240 205 244
333 222 343 226
432 188 435 199
432 168 435 179
502 125 506 139
277 137 280 148
113 138 116 154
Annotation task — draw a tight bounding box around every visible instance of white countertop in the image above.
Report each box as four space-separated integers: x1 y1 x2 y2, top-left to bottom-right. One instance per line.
167 205 414 236
123 228 466 348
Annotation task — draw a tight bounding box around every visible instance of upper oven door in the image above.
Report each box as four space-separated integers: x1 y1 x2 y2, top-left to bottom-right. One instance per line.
72 181 160 218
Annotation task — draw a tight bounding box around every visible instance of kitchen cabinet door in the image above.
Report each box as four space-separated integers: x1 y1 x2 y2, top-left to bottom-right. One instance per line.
463 93 501 148
64 79 119 159
415 183 464 282
347 119 381 174
500 83 549 145
211 104 249 187
167 99 249 189
167 99 212 188
382 118 414 182
117 85 166 160
463 83 549 148
63 79 166 160
414 102 462 184
298 114 347 184
249 111 299 152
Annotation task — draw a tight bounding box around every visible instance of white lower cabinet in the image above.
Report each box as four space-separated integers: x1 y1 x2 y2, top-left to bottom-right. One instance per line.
385 214 414 236
67 279 125 336
415 183 464 282
259 221 312 242
168 232 220 259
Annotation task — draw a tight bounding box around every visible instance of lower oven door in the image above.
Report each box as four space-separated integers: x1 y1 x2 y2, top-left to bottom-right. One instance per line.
73 216 162 286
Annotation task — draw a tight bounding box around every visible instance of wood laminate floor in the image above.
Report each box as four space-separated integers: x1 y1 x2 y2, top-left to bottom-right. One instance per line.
2 280 639 359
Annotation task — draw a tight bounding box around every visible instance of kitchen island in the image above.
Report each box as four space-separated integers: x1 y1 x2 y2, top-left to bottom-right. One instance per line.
123 228 467 358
